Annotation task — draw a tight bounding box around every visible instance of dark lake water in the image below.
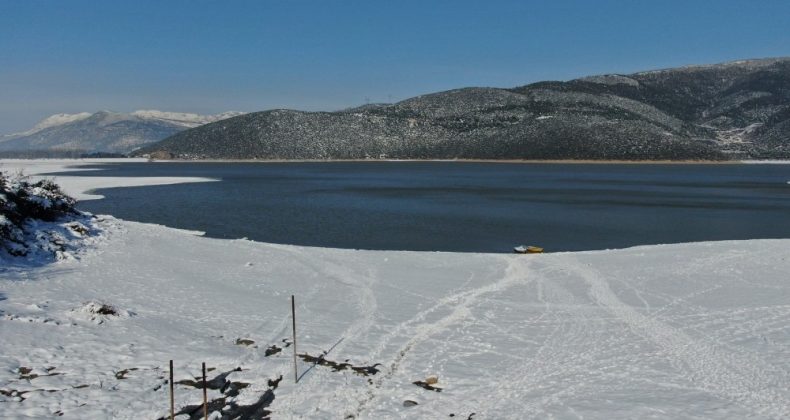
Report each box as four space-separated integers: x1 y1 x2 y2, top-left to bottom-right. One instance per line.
49 161 790 253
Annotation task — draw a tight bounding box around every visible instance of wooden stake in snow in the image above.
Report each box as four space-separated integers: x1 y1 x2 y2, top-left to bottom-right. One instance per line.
292 294 298 383
202 362 208 420
169 359 175 420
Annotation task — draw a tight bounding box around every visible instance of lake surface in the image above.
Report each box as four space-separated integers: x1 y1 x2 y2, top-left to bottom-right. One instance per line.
50 161 790 253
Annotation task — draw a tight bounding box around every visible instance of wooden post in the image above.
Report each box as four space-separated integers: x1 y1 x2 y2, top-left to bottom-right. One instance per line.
169 359 175 420
202 362 208 420
292 295 298 383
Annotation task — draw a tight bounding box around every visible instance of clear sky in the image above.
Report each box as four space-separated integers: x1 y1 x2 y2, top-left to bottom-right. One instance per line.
1 0 789 133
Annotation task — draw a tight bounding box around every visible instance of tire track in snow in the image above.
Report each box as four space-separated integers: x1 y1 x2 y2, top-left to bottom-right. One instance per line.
352 256 531 417
275 252 380 415
563 255 790 419
474 258 629 418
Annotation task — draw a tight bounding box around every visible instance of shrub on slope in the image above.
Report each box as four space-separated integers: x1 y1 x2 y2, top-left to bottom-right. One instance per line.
0 172 80 258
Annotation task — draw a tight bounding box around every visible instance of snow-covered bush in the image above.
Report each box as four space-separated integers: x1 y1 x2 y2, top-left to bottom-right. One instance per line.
0 171 79 257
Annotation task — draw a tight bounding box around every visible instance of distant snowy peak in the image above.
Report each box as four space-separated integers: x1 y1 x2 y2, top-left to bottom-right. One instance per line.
0 109 246 154
2 110 246 139
5 113 93 138
130 110 246 128
34 113 94 130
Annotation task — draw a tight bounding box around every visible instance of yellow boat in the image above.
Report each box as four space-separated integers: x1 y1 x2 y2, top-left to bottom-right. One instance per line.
514 245 544 254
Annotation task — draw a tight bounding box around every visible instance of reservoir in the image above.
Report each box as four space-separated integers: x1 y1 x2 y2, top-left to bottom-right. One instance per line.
50 161 790 253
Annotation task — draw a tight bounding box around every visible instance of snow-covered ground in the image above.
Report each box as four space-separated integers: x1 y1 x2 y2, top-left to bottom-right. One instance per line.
1 160 790 419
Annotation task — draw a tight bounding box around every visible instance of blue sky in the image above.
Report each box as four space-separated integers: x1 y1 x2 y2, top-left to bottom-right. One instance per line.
1 0 789 133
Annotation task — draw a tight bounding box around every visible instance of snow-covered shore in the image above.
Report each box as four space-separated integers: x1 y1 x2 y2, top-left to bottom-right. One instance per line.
0 159 217 200
1 160 790 419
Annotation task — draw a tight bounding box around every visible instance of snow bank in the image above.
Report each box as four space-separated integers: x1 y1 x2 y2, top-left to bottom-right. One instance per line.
1 160 789 419
0 159 218 200
741 160 790 164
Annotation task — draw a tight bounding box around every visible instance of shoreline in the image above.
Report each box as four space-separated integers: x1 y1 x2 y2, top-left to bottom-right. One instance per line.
4 157 789 165
2 196 790 418
146 158 752 164
7 158 789 255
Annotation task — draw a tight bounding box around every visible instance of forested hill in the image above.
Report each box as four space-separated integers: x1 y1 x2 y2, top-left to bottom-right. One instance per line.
135 58 790 160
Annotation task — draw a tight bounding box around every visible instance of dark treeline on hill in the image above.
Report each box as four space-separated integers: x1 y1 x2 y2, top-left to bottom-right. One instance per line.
135 58 790 161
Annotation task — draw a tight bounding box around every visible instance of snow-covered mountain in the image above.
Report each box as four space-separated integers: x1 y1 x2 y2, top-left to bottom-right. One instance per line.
128 110 246 128
138 57 790 160
0 110 245 155
4 113 94 138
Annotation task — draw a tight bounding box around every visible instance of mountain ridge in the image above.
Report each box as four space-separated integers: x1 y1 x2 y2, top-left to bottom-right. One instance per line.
135 57 790 160
0 110 245 155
